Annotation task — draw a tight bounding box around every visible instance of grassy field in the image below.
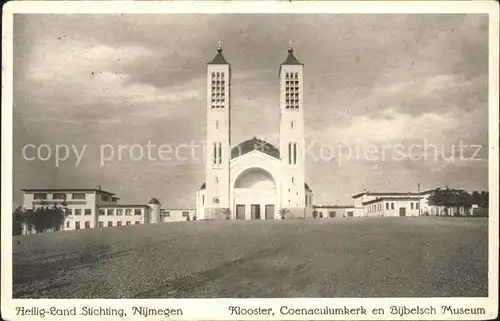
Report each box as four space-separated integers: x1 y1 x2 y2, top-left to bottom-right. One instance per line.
13 217 488 298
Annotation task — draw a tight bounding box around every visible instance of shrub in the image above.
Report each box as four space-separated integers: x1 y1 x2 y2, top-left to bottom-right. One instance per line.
278 208 288 220
13 205 70 235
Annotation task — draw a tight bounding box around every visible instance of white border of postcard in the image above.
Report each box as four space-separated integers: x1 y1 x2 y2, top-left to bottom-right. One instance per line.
1 1 499 320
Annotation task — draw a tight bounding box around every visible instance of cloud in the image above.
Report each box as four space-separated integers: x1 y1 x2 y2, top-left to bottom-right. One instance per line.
312 108 459 148
12 13 489 207
27 41 154 81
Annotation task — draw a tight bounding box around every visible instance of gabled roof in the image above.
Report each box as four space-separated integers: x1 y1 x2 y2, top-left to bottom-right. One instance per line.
148 197 161 205
207 47 229 65
231 137 280 160
279 46 303 77
281 50 303 66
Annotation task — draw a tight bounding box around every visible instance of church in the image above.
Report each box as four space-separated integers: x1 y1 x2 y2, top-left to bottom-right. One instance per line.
16 46 463 236
195 43 314 220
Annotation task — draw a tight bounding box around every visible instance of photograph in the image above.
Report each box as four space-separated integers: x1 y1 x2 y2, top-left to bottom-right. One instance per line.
1 1 498 320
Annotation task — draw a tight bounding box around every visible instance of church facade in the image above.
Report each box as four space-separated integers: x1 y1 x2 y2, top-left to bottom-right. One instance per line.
195 43 314 220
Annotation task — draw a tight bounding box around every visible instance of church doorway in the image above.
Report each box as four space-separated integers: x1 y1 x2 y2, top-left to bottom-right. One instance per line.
236 205 246 220
233 167 277 220
251 204 261 220
265 205 275 220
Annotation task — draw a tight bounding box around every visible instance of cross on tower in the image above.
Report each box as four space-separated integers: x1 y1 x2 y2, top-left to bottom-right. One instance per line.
217 40 223 51
288 40 293 53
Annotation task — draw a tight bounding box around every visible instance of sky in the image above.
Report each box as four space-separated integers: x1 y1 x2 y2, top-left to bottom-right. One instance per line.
13 14 489 207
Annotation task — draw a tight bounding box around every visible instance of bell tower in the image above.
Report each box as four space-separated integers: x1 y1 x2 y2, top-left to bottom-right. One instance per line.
279 42 306 218
205 42 231 219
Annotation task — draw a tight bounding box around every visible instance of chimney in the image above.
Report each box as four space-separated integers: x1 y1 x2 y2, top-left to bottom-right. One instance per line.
96 185 102 190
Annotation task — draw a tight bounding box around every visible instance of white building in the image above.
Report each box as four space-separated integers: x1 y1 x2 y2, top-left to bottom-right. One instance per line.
313 189 474 219
351 190 446 217
196 43 314 220
312 206 363 218
19 187 192 234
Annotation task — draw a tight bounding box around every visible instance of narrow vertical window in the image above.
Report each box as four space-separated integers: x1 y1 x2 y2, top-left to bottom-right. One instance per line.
288 143 292 165
293 143 298 165
292 177 295 184
291 121 295 128
213 143 217 165
218 143 222 165
216 120 220 129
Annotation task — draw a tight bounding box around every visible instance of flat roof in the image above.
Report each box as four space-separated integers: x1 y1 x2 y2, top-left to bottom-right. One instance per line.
21 188 115 196
352 190 433 199
313 205 355 209
98 204 148 208
362 197 421 205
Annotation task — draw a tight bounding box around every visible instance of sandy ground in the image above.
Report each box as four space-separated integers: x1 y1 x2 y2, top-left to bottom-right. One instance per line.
12 217 488 298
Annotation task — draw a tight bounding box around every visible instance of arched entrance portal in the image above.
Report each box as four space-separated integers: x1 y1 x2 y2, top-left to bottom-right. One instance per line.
233 167 277 220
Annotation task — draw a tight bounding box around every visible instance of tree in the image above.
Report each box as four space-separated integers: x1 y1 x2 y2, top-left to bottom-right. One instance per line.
471 190 489 216
428 188 473 216
278 208 288 220
13 204 70 235
13 206 27 235
471 191 481 205
479 191 489 208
